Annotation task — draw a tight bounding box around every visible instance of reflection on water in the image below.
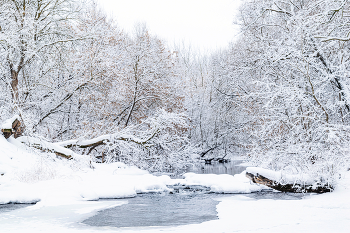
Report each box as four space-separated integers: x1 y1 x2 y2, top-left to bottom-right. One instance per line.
82 193 219 228
187 159 246 176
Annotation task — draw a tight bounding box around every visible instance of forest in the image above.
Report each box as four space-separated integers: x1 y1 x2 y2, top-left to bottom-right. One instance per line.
1 0 350 190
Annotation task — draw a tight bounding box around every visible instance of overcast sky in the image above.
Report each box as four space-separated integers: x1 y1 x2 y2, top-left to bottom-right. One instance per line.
97 0 241 53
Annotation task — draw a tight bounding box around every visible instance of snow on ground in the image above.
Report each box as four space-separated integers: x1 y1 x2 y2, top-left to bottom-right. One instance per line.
1 134 350 232
0 134 264 205
181 172 263 193
1 174 349 233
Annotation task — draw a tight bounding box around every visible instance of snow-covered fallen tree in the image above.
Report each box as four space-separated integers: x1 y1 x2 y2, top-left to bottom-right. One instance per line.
78 110 196 171
245 167 333 193
16 110 196 172
17 136 83 160
56 132 158 149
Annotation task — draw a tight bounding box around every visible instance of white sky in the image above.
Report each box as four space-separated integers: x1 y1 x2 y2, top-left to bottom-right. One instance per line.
97 0 241 53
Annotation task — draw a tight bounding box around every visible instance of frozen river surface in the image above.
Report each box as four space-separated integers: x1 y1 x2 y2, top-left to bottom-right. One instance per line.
83 193 219 227
82 191 304 228
82 160 302 228
0 160 248 228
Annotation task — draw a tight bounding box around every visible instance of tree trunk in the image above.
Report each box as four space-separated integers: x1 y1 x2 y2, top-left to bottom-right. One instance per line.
10 67 19 102
246 172 332 193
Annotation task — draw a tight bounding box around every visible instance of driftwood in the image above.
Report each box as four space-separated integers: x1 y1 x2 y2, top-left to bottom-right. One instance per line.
60 129 160 150
217 158 229 163
246 172 333 193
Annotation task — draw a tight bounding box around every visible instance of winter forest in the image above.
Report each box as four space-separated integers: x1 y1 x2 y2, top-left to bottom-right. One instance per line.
2 0 350 191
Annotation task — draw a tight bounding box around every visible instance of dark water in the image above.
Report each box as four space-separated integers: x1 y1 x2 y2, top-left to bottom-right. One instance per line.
82 191 305 228
82 193 219 227
0 204 33 213
154 159 246 178
187 160 246 176
83 160 246 228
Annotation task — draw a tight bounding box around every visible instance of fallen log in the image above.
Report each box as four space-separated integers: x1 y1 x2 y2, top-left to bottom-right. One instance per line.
17 129 160 160
246 172 332 193
17 136 78 159
56 129 160 150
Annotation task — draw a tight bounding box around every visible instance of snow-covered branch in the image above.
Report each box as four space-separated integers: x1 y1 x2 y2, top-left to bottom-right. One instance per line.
56 129 160 149
17 136 80 160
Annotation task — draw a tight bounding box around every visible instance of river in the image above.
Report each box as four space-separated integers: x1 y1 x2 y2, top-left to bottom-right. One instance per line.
0 160 304 229
82 160 303 228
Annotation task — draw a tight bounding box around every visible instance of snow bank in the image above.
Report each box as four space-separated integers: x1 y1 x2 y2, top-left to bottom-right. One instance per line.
212 173 350 233
246 167 314 184
0 135 174 204
0 162 174 204
2 134 350 232
179 172 266 193
0 133 266 206
246 167 282 180
1 115 20 129
1 174 349 233
0 135 38 179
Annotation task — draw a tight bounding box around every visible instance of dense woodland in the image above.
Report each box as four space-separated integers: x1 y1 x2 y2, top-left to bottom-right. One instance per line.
1 0 350 188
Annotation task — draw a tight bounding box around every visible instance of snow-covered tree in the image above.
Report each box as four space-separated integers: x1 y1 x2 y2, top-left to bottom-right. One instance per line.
0 0 81 116
228 0 350 186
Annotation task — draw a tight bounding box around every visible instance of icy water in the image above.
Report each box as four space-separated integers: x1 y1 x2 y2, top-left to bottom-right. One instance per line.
82 190 304 228
0 160 304 229
83 160 246 228
186 159 246 176
82 193 220 227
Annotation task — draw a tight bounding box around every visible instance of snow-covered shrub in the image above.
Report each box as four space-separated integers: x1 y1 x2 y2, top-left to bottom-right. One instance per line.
15 162 58 183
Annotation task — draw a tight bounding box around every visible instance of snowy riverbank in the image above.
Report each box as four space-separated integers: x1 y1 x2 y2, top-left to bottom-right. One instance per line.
1 134 350 232
1 177 349 233
0 134 264 206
